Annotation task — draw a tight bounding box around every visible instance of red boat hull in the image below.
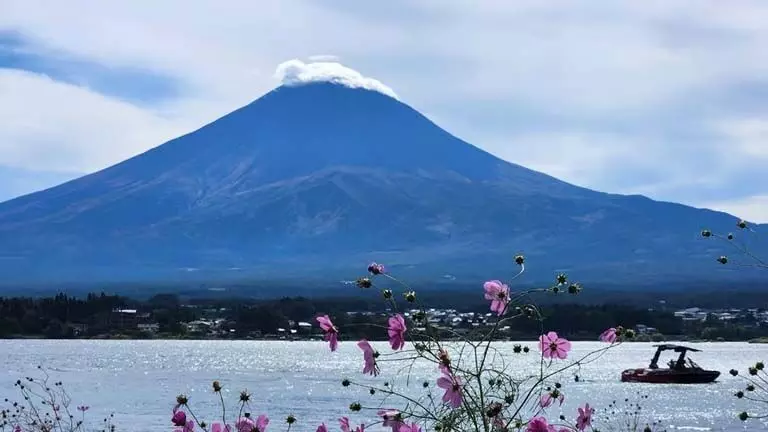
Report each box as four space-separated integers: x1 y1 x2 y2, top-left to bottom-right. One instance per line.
621 368 720 383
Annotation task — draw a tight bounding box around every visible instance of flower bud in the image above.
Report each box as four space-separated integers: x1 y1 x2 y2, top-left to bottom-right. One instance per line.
513 344 522 354
717 256 728 264
729 369 739 376
739 412 749 421
727 233 734 240
382 289 393 299
738 220 748 229
404 291 416 302
485 402 502 418
756 361 764 371
701 229 712 238
349 402 361 412
556 273 568 285
514 255 525 265
370 388 376 395
735 391 744 399
749 367 758 376
212 380 222 393
176 395 188 406
504 394 515 405
747 384 755 392
568 283 582 295
286 415 296 425
356 277 373 289
239 390 250 402
342 379 351 387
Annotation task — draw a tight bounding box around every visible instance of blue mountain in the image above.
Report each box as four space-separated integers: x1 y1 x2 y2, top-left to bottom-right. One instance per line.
0 83 756 289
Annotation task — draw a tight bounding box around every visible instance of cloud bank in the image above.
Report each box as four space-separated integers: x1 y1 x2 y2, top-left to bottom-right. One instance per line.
275 59 398 100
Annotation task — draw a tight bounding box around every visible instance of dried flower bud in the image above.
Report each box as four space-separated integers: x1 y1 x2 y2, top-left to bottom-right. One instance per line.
239 390 250 402
212 380 222 393
523 346 530 353
568 283 582 295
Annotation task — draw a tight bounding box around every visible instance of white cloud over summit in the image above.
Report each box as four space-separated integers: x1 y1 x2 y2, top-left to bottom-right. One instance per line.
275 59 399 100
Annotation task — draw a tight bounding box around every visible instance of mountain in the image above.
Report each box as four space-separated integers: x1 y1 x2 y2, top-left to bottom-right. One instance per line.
0 82 759 291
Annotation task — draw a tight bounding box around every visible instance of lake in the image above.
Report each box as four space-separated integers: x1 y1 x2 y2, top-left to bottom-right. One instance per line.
0 341 765 431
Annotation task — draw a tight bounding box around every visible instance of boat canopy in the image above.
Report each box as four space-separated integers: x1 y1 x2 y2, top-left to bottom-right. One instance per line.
652 344 702 353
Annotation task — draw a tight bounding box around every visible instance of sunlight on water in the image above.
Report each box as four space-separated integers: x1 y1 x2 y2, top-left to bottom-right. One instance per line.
0 341 766 431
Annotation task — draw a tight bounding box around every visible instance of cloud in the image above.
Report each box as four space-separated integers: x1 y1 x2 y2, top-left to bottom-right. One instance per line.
701 195 768 223
275 59 398 99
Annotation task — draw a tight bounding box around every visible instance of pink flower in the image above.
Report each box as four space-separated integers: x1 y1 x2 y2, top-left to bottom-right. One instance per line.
368 262 385 275
526 417 556 432
172 411 187 427
14 426 22 432
483 280 510 316
317 315 339 352
539 331 572 360
235 418 254 432
399 423 422 432
212 424 232 432
387 314 407 351
539 391 565 408
576 403 594 431
255 415 269 432
437 371 463 408
378 409 404 432
339 417 351 432
600 328 617 343
316 424 328 432
358 339 380 376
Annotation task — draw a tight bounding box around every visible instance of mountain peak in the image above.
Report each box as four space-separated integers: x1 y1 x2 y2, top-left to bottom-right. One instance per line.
274 59 399 99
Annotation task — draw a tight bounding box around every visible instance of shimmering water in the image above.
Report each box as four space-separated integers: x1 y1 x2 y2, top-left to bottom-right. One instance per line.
0 341 765 431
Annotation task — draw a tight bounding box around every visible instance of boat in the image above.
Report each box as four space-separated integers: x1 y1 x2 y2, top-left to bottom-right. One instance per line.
621 344 721 384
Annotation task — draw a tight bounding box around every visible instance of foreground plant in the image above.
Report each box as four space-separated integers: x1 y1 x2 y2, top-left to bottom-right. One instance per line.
0 367 114 432
591 393 665 432
175 256 631 431
702 219 767 422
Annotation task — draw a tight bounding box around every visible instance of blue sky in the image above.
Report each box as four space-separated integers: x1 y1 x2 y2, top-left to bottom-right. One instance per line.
1 1 767 220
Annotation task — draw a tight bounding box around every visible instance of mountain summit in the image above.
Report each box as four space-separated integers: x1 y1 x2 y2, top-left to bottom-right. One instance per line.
0 81 753 289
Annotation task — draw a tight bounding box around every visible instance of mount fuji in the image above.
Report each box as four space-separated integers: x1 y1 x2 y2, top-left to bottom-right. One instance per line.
0 81 756 291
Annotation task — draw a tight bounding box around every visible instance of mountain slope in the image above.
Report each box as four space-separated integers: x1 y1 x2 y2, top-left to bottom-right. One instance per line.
0 83 756 288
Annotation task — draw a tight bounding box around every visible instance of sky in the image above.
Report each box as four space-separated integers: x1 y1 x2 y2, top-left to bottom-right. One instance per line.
1 1 768 221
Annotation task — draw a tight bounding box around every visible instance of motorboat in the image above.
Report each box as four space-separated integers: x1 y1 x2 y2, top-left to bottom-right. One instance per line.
621 344 720 384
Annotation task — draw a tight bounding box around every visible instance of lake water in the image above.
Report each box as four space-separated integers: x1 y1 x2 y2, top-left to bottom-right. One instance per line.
0 340 765 431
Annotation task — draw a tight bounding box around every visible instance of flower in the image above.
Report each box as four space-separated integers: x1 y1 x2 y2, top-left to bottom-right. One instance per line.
358 339 380 376
576 403 594 431
368 262 385 275
483 280 510 316
316 424 328 432
387 314 407 351
339 417 351 432
378 410 404 432
211 424 232 432
539 331 572 360
600 328 618 343
526 417 556 432
255 415 269 432
539 390 565 408
172 411 188 427
77 405 89 412
316 315 339 352
437 371 463 408
399 423 422 432
235 418 254 432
